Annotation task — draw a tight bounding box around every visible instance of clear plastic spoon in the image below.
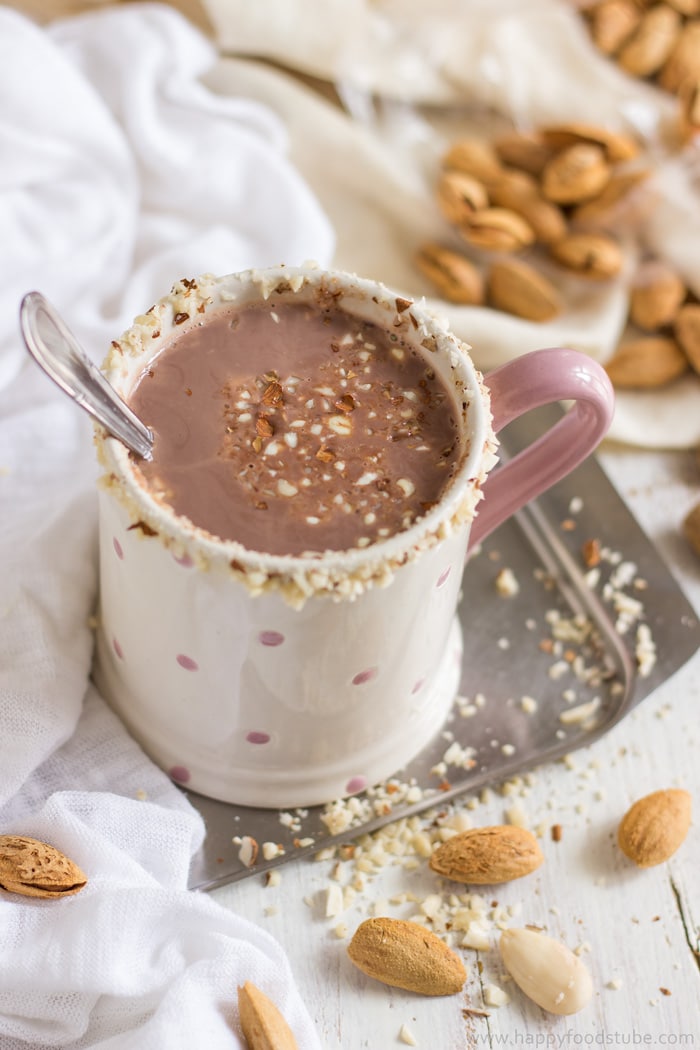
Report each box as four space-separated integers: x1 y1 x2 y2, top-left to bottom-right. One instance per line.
19 291 153 460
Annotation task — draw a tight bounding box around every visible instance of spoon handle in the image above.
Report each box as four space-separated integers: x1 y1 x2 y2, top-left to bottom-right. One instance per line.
19 291 153 460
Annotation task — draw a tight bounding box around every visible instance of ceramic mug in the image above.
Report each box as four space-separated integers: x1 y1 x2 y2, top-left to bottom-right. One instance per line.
93 265 614 808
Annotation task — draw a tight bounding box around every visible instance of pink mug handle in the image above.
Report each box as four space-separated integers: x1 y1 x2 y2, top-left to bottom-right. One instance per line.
468 347 614 551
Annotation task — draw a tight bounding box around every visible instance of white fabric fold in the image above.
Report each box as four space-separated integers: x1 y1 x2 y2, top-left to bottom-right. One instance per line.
0 4 331 1047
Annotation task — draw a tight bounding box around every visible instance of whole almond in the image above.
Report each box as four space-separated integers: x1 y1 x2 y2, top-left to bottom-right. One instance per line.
542 143 611 205
540 122 640 163
500 928 593 1016
678 77 700 142
347 916 466 996
487 258 563 322
683 502 700 556
442 138 503 184
436 170 489 225
617 788 692 867
549 232 623 279
429 825 544 883
674 302 700 372
414 244 485 305
659 20 700 93
618 4 682 78
629 261 687 330
489 171 568 244
588 0 642 55
605 336 688 387
0 835 87 898
493 130 553 175
460 207 535 252
237 981 299 1050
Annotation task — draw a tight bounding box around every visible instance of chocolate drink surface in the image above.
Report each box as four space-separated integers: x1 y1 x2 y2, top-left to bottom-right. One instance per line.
128 299 463 556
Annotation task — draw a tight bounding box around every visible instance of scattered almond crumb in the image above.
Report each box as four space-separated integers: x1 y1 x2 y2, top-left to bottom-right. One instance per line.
483 984 510 1007
399 1023 418 1046
495 567 520 596
607 978 623 990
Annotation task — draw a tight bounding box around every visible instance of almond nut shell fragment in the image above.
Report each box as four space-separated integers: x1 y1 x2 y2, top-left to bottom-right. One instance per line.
0 835 87 899
347 916 466 996
237 981 299 1050
429 824 544 884
617 788 692 867
500 928 593 1016
605 337 688 388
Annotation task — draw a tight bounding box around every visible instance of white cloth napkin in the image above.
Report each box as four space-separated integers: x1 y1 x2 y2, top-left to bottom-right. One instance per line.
0 4 333 1047
203 0 700 450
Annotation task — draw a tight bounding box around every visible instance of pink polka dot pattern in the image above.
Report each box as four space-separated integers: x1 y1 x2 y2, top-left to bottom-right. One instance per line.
258 630 285 647
352 667 378 686
246 731 271 745
411 678 425 695
170 765 191 784
112 637 124 660
346 775 367 794
436 566 451 588
176 654 199 671
173 551 194 568
113 537 124 559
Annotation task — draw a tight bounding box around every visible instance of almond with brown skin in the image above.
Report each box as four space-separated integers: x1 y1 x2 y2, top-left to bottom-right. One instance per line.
683 502 700 556
617 788 692 867
539 122 640 163
674 302 700 372
347 917 466 996
629 261 687 330
587 0 642 55
618 4 682 78
542 143 611 205
605 336 689 387
237 981 299 1050
429 825 544 884
442 138 504 184
487 258 563 322
489 171 568 244
493 130 553 175
415 244 485 305
459 207 535 252
436 170 489 225
678 76 700 142
549 232 623 279
570 169 650 227
0 835 87 899
659 20 700 93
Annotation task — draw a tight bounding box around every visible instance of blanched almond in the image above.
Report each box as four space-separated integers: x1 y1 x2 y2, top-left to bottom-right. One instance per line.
500 928 593 1016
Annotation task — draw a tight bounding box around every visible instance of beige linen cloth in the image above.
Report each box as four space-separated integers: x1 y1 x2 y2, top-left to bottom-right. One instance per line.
199 0 700 449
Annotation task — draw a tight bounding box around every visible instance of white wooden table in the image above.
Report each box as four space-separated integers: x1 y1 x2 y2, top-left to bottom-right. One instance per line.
212 444 700 1048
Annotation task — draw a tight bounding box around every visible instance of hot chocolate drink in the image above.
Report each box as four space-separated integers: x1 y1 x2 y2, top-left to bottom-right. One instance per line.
128 298 463 556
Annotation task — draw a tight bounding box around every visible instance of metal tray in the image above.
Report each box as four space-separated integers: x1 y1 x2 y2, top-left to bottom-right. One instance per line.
185 406 700 891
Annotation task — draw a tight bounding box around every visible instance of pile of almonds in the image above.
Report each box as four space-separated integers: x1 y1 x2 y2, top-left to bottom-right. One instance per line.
582 0 700 142
416 122 649 321
345 789 692 1016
